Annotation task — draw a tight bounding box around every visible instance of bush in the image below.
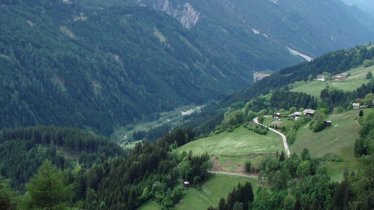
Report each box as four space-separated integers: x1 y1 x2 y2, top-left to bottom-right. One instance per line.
286 128 297 145
364 58 374 67
333 106 345 114
222 110 245 130
366 71 373 79
245 161 254 173
309 111 327 132
244 123 268 135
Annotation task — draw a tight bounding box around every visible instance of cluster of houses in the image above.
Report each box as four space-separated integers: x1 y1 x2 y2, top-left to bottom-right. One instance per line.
253 72 270 82
317 73 348 82
352 100 374 109
273 108 332 126
273 108 316 120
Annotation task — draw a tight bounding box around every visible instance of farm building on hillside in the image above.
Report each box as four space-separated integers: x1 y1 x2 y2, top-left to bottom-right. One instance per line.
253 72 270 82
335 73 347 81
317 75 325 81
273 112 282 119
352 103 360 109
303 109 316 117
324 120 332 126
291 112 302 120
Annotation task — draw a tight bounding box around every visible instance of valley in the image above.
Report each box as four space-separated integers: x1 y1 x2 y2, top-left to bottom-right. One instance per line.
1 0 374 209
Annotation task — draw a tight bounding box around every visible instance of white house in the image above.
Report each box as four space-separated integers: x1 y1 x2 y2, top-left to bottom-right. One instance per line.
303 109 316 117
352 103 360 110
317 75 325 81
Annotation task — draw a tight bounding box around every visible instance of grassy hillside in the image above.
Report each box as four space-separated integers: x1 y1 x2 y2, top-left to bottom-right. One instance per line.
139 175 259 210
291 109 374 180
177 126 283 172
291 64 374 97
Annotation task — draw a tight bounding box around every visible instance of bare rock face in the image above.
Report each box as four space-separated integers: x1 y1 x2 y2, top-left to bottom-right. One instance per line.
138 0 200 29
179 3 200 29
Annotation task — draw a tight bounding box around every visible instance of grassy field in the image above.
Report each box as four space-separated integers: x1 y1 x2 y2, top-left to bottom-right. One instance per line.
138 201 162 210
291 109 374 180
177 126 283 172
138 174 259 210
291 65 374 98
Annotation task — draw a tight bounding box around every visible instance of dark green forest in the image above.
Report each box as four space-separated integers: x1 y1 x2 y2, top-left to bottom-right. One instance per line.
0 127 210 209
0 0 304 135
0 126 122 190
2 0 374 136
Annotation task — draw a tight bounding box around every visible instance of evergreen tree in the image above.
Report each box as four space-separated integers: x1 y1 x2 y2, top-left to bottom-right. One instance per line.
309 111 327 132
366 71 373 79
218 198 227 210
25 160 73 210
0 180 16 210
359 110 364 118
279 151 286 162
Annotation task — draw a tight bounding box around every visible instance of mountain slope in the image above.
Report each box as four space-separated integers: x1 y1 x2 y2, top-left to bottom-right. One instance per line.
0 0 262 134
133 0 374 57
1 0 374 135
187 44 374 136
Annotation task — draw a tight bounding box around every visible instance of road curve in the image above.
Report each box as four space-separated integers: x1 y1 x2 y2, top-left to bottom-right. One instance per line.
208 170 258 178
253 117 291 157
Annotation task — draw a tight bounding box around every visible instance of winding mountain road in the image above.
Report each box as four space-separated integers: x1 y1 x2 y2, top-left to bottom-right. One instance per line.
253 117 291 157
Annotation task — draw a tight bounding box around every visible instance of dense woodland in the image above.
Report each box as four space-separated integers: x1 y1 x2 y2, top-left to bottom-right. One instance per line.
0 126 122 190
0 0 253 135
0 127 210 209
0 0 315 136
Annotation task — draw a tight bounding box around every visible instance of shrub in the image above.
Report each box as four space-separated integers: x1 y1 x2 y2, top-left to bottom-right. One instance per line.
309 111 327 132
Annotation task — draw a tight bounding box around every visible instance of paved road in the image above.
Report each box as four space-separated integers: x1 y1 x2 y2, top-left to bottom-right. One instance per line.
208 170 258 178
253 117 291 157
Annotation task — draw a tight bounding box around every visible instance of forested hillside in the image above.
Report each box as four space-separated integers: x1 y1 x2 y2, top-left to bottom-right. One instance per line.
0 127 210 210
2 0 374 135
0 126 122 190
1 0 278 135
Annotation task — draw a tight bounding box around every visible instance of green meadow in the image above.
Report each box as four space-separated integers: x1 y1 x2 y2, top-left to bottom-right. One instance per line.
177 126 283 171
291 65 374 98
139 174 259 210
291 109 374 180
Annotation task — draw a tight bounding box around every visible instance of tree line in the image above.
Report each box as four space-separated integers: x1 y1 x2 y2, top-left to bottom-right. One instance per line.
208 147 374 210
0 126 210 209
0 126 122 190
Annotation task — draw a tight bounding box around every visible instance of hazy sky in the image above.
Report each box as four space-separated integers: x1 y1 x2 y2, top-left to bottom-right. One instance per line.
342 0 374 12
340 0 374 20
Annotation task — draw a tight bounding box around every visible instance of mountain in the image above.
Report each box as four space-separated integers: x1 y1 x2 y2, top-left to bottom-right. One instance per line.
1 0 374 135
342 0 374 17
99 0 374 57
0 0 257 134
